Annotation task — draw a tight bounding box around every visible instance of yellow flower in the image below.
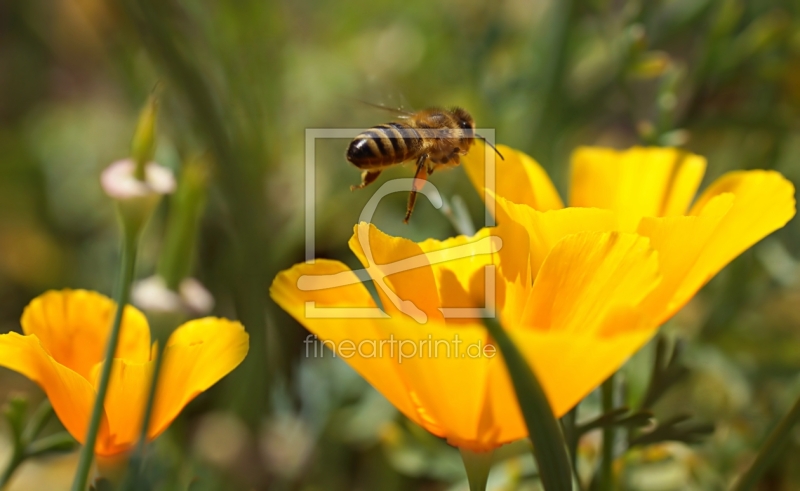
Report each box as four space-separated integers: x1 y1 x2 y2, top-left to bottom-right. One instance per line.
463 144 796 324
271 221 663 451
0 289 249 457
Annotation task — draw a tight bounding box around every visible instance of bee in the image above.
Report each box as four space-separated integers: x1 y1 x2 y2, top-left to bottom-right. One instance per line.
346 105 504 223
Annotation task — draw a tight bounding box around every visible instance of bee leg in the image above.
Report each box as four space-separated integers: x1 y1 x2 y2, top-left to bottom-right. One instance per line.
350 170 382 191
404 155 429 224
426 160 437 175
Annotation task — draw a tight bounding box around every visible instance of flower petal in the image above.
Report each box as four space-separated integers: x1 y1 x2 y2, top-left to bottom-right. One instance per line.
480 231 662 443
271 260 498 449
416 228 500 315
463 141 563 211
0 332 110 448
522 231 661 335
570 147 706 230
637 193 734 322
379 321 493 449
90 358 154 456
494 193 618 276
270 260 429 431
20 290 151 379
636 170 795 323
148 318 249 439
485 327 656 440
688 170 796 284
348 222 443 323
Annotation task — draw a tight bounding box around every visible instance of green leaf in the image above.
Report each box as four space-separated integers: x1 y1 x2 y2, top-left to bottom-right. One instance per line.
629 414 714 447
483 317 573 491
3 396 28 445
732 395 800 490
576 407 653 436
640 335 689 410
27 432 78 457
22 399 53 443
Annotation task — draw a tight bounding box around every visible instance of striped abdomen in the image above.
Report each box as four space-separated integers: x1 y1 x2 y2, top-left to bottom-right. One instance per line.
346 122 423 169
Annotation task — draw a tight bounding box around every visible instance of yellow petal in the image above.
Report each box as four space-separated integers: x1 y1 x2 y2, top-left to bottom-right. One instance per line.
348 222 443 323
637 193 734 322
570 147 706 231
635 170 796 322
148 318 249 439
463 141 563 211
0 332 110 448
272 260 502 448
477 231 663 440
494 193 618 276
383 321 493 449
20 290 151 379
522 231 661 334
485 327 656 442
270 260 431 432
417 228 500 314
688 170 796 285
91 358 154 456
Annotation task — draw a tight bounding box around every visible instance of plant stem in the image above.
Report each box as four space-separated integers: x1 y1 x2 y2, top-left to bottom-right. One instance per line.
483 316 573 491
598 375 616 491
731 394 800 491
71 228 139 491
460 448 493 491
561 406 585 490
528 0 574 166
0 447 23 490
120 331 168 491
21 399 53 444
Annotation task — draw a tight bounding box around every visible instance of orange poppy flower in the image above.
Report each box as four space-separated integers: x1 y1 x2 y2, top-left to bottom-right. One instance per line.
0 289 249 457
271 220 663 450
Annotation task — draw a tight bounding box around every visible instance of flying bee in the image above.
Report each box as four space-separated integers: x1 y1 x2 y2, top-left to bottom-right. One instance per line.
346 105 504 223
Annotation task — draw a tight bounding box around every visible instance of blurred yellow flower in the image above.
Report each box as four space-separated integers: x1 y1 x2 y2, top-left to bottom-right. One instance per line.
464 144 796 324
271 221 663 450
0 290 249 457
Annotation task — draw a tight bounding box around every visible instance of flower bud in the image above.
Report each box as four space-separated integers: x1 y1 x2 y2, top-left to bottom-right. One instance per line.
131 96 158 181
158 156 210 290
132 274 215 316
101 159 176 237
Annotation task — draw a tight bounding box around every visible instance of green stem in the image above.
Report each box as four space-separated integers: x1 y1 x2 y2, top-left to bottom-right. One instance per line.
731 394 800 491
21 399 53 444
119 337 167 491
0 448 24 490
561 407 578 464
529 0 573 165
460 448 493 491
599 375 616 491
561 407 585 490
483 317 573 491
71 228 139 491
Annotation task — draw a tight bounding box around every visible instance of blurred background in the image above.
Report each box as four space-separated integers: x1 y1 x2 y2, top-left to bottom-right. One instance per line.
1 0 800 489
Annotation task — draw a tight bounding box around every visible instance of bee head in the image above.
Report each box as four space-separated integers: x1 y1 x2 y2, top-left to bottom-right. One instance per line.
451 107 475 133
451 107 476 156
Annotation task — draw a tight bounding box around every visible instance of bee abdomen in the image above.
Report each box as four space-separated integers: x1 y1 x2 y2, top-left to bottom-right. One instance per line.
347 122 421 168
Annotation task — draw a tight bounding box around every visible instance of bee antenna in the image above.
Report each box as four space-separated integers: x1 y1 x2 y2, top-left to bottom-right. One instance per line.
476 134 505 160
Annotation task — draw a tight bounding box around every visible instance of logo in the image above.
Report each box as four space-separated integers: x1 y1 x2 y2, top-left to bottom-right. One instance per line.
299 129 502 324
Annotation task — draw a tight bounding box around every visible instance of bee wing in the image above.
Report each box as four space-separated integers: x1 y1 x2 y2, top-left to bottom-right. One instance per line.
355 99 414 119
